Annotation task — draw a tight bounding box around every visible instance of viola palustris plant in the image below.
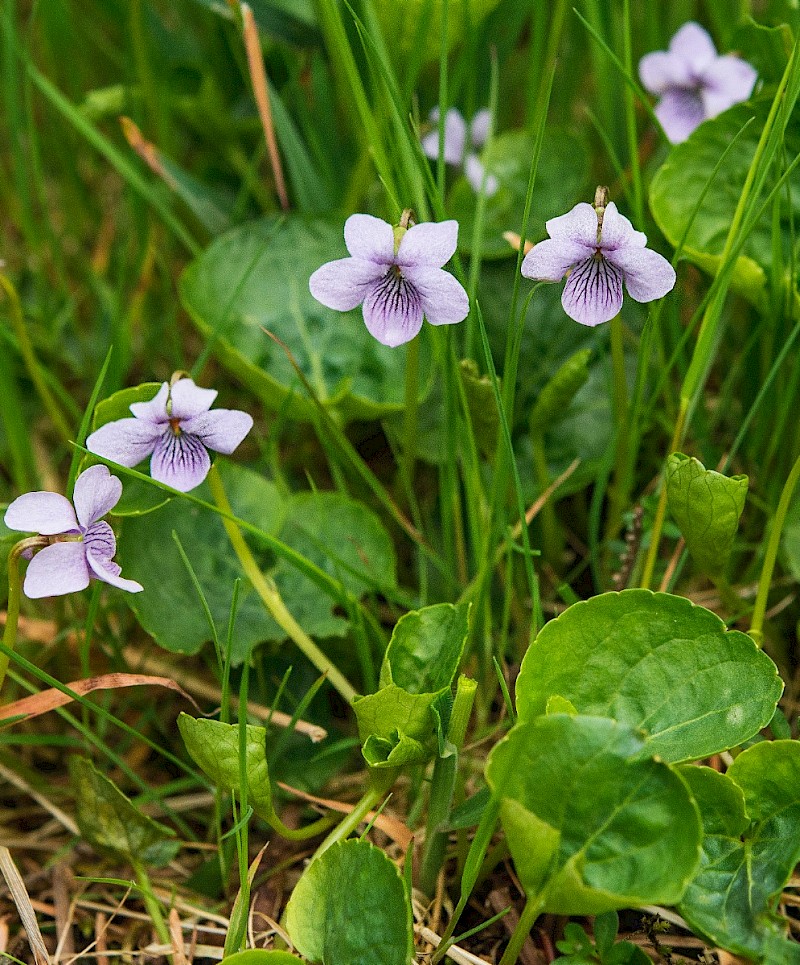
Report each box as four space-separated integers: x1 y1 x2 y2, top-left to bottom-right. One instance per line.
3 5 800 965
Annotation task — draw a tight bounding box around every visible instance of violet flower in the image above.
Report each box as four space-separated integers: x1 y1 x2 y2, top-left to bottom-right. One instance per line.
308 212 469 348
4 465 143 599
521 192 676 327
86 378 253 493
639 22 757 144
421 107 499 196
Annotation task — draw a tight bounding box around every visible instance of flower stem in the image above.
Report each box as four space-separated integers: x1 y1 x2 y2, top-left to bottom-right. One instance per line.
749 450 800 646
310 767 397 862
605 313 630 550
498 893 545 965
419 675 477 896
207 464 357 705
0 548 22 695
132 860 171 949
0 273 72 445
402 336 420 491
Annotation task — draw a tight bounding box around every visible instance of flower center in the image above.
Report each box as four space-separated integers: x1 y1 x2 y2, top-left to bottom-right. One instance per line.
169 417 182 436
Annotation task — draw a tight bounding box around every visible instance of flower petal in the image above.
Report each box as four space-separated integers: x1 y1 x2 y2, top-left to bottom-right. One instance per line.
670 22 717 74
655 88 706 143
169 378 218 420
4 491 78 536
344 214 395 264
129 382 170 423
561 256 623 327
469 109 491 147
544 202 599 249
181 409 254 455
639 50 690 94
403 266 469 326
464 153 499 197
362 272 424 347
599 202 646 252
309 257 385 311
700 56 757 118
396 220 459 270
422 108 466 164
84 522 142 593
73 465 122 530
521 238 589 282
151 431 212 492
23 542 90 598
605 246 677 303
86 417 164 468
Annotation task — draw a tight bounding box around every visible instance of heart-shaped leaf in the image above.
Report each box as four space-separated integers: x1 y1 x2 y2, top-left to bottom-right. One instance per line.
285 839 413 965
486 714 701 915
379 602 469 693
665 452 748 576
678 741 800 959
515 590 782 763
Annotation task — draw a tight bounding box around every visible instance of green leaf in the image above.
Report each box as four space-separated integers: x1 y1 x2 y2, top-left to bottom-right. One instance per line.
362 729 429 768
179 216 430 422
486 715 701 915
728 19 793 84
69 757 179 867
178 714 274 822
678 741 800 958
515 590 782 763
459 359 499 458
222 953 301 965
370 0 502 61
449 129 589 260
353 684 441 748
649 100 800 309
187 0 321 46
530 350 591 434
284 839 413 965
379 602 469 693
665 452 748 576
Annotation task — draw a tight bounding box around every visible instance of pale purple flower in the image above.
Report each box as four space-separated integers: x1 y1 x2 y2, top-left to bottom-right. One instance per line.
421 107 499 197
308 214 469 348
521 198 676 327
4 465 143 598
86 378 253 493
639 22 757 144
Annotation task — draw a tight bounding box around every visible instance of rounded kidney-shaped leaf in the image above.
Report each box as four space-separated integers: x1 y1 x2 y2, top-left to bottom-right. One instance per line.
179 216 428 422
515 590 782 763
285 839 412 965
486 715 701 915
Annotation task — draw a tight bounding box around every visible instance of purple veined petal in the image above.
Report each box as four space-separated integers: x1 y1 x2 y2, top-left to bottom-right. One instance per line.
599 202 646 252
655 88 706 143
72 465 123 530
464 153 499 197
670 22 717 75
605 245 677 303
181 409 254 455
86 417 164 468
169 378 218 421
150 430 212 492
343 214 395 264
129 382 170 423
521 238 587 282
544 202 599 249
700 56 757 118
4 491 78 536
403 266 469 327
84 522 143 593
361 271 424 347
421 108 467 165
469 109 491 148
23 542 90 598
396 220 459 270
561 256 624 327
639 50 690 94
309 257 386 311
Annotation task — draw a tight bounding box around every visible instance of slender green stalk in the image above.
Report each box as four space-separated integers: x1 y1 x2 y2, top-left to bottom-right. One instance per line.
132 861 171 948
605 312 630 547
498 893 545 965
436 0 449 202
311 767 397 861
0 541 38 693
621 0 643 225
749 452 800 646
0 273 72 444
419 675 477 895
207 464 357 705
402 336 420 491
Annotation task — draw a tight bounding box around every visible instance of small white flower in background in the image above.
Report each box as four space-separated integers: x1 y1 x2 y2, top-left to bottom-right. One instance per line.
639 22 757 144
421 107 499 197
